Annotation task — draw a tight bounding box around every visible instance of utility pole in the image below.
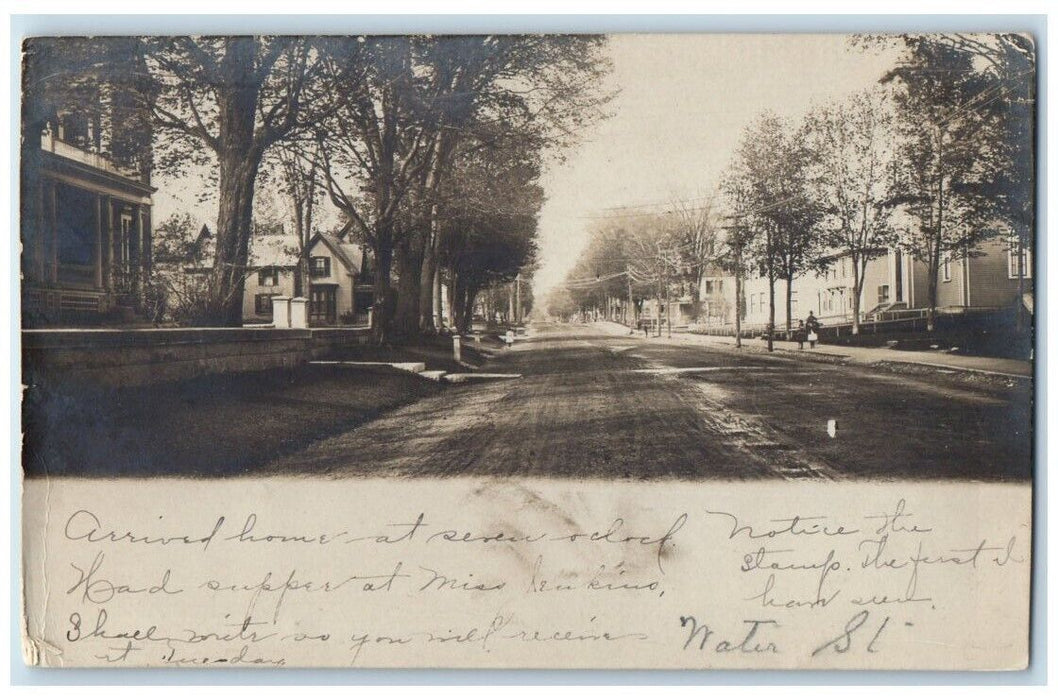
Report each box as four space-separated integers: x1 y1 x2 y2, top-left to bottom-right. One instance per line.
721 222 745 349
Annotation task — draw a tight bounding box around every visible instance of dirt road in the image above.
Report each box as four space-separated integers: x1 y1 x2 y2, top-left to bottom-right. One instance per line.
264 322 1032 481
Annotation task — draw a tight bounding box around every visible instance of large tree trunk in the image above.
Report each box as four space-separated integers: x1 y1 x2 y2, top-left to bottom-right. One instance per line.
452 276 467 333
785 271 794 339
445 269 457 329
457 283 479 335
767 271 776 353
734 274 742 348
392 239 423 339
418 229 439 333
851 256 863 335
371 227 395 344
417 130 455 334
930 134 945 335
207 37 265 327
926 265 938 334
432 266 443 330
210 157 260 326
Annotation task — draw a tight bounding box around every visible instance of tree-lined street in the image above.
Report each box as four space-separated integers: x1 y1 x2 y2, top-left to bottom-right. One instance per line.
262 322 1031 481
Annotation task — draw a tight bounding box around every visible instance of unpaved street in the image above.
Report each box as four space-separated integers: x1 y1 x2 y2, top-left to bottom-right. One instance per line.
264 323 1032 481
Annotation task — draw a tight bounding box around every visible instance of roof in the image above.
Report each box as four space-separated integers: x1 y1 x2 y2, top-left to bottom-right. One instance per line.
310 233 363 275
248 233 300 268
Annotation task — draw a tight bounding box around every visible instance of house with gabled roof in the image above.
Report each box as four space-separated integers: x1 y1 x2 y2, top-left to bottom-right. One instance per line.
303 232 372 326
241 231 299 323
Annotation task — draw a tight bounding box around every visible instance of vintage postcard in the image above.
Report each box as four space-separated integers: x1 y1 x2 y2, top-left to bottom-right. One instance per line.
19 32 1035 670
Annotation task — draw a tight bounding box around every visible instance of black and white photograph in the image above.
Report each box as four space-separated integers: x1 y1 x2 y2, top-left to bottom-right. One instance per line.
17 29 1038 672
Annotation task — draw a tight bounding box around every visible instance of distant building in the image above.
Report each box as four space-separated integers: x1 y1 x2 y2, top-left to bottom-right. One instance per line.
21 38 155 327
711 239 1032 332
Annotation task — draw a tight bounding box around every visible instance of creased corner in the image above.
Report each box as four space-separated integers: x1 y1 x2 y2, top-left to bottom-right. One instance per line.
20 631 63 668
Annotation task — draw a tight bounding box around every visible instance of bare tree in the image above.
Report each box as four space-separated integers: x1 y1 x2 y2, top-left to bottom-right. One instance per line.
270 140 321 298
727 112 821 350
803 88 897 334
669 195 721 320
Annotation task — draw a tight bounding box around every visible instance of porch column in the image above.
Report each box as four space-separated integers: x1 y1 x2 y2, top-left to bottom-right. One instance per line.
34 180 45 281
141 208 151 277
94 195 104 289
130 204 141 295
103 196 114 291
48 180 58 283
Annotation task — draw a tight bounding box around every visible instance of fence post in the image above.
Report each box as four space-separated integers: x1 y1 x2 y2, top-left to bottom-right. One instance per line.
271 296 292 329
290 297 309 329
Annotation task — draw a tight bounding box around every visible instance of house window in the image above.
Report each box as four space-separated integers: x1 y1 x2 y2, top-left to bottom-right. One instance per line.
790 291 798 315
310 256 331 278
1008 237 1032 279
705 280 714 295
258 268 279 287
942 255 951 282
255 293 276 315
878 285 890 304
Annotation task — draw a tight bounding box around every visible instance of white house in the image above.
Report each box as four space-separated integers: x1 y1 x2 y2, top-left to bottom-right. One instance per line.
241 233 299 323
305 233 370 326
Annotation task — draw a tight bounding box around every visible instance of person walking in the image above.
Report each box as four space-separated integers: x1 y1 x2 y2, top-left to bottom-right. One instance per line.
795 320 807 350
805 311 822 349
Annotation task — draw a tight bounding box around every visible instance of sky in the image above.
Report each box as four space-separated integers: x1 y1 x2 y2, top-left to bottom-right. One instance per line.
531 34 901 300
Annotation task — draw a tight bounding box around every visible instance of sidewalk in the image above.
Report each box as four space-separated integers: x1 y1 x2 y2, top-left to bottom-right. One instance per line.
594 321 1032 378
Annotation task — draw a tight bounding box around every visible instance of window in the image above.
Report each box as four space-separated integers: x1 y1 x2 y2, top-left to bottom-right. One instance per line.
57 111 91 148
790 291 798 315
878 285 890 304
255 293 276 315
705 280 714 295
310 256 331 278
840 258 847 279
258 268 279 287
1008 237 1032 279
942 255 951 282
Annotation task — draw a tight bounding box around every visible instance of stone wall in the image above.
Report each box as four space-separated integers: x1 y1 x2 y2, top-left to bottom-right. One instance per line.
22 326 372 387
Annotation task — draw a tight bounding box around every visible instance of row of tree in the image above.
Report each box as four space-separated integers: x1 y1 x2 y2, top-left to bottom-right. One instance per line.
25 36 613 339
546 202 717 331
554 33 1035 345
